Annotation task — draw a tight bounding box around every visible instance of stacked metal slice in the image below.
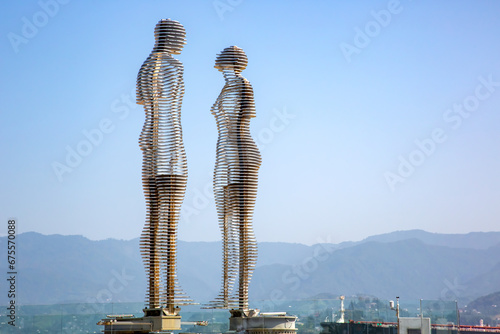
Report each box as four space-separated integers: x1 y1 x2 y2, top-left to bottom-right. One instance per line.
207 46 261 311
136 19 192 310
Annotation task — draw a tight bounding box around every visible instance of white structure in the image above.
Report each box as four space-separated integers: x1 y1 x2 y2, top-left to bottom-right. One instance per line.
398 317 431 334
337 296 345 323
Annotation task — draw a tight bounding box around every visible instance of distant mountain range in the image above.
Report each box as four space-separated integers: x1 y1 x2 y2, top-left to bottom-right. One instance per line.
1 229 500 306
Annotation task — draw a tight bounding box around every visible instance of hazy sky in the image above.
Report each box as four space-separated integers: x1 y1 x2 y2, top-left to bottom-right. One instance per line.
1 1 500 245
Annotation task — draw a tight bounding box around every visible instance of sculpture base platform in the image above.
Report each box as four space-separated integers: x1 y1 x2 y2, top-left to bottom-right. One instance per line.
228 309 297 334
97 307 181 334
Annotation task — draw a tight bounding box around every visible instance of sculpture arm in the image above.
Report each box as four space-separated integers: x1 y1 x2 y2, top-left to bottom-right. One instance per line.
213 89 230 187
239 79 256 117
136 60 150 106
163 59 184 116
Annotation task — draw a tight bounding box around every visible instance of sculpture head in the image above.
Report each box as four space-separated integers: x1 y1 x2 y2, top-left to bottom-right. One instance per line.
153 19 186 54
214 46 247 73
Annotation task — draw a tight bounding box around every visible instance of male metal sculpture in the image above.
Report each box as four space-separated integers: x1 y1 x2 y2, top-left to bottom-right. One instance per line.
99 19 191 333
137 18 191 314
208 46 261 311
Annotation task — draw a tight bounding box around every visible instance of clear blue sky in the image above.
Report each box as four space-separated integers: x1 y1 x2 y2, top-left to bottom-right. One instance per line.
1 0 500 245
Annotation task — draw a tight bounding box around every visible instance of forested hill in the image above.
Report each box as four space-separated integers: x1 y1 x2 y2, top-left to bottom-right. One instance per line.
1 230 500 306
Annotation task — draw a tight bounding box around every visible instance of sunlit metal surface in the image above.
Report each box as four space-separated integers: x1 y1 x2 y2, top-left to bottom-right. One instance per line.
207 46 261 310
136 19 192 310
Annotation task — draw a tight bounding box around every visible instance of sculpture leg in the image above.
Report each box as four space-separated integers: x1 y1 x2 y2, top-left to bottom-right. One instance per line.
209 183 237 309
141 176 161 309
229 181 257 311
157 174 186 312
221 185 231 307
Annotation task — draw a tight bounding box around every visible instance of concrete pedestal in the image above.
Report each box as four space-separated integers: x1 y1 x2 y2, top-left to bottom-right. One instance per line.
228 309 297 334
98 307 181 334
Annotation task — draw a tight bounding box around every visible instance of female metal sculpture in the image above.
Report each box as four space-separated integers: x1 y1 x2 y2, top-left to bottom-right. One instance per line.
136 19 191 312
209 46 261 310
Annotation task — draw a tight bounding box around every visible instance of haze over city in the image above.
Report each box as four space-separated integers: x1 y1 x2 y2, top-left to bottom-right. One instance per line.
1 1 500 245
